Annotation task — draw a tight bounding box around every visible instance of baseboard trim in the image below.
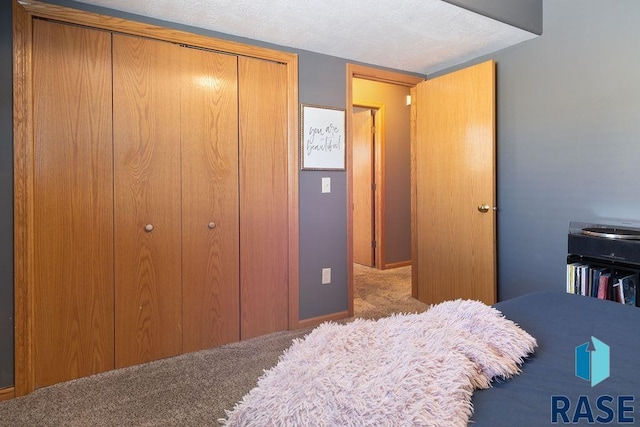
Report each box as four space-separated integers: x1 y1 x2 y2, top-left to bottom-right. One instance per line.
383 260 412 270
0 387 15 401
296 310 350 330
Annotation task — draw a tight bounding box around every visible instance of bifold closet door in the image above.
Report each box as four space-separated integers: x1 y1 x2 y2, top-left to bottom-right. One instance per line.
32 20 115 387
238 57 289 339
181 48 240 352
113 34 183 368
113 34 241 363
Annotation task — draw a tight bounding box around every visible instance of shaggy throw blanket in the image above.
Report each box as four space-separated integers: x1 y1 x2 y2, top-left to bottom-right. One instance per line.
222 300 537 426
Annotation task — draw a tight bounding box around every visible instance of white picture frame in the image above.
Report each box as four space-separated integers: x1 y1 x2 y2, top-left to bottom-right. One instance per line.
300 104 346 170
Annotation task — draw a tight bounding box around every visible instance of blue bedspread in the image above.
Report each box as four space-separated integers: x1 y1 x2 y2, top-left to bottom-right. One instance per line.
470 291 640 426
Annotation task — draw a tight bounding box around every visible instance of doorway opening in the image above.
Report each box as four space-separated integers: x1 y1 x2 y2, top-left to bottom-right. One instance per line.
346 64 423 317
347 61 497 317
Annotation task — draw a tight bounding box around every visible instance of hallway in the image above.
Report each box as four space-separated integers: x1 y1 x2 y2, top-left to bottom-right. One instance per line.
353 264 427 319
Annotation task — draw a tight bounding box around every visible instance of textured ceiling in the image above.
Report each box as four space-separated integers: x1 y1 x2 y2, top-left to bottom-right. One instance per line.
75 0 537 75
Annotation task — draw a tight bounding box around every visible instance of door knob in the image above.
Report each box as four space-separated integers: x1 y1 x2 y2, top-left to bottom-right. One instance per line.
144 224 154 232
477 204 490 213
208 222 216 229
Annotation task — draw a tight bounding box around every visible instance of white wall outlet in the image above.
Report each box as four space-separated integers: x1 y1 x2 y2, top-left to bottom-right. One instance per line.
321 268 331 284
321 177 331 193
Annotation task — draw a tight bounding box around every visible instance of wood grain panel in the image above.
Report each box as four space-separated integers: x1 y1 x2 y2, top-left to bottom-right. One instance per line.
414 61 496 305
180 47 240 352
352 99 387 270
15 0 300 393
285 56 300 332
12 0 35 396
113 34 182 367
32 20 114 387
410 86 419 299
0 387 14 402
239 57 289 339
352 109 374 266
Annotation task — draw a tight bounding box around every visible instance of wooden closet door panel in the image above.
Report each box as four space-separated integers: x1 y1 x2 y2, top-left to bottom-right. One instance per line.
352 109 375 267
180 48 240 352
32 20 114 387
113 35 182 367
238 57 289 339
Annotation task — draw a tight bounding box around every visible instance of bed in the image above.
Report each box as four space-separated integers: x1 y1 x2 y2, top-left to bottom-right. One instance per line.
222 291 640 426
471 291 640 426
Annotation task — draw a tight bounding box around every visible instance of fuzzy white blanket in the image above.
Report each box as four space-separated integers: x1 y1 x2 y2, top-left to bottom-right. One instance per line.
222 300 537 426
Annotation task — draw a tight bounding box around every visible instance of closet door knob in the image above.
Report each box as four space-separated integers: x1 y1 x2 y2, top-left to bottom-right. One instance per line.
208 222 216 229
144 224 154 232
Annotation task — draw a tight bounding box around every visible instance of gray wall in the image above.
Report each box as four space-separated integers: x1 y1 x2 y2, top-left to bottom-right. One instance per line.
0 0 14 388
298 53 349 319
352 79 412 266
436 0 640 301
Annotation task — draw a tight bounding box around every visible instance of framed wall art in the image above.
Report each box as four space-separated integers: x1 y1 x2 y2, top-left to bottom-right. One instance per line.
300 104 346 170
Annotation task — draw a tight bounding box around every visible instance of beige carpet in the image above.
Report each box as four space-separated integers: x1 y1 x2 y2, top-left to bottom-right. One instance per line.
0 264 426 426
353 263 427 319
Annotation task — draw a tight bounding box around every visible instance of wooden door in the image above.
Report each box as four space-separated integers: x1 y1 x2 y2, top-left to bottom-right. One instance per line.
113 34 183 367
238 57 289 339
32 20 114 387
180 47 240 352
413 61 496 305
352 109 375 267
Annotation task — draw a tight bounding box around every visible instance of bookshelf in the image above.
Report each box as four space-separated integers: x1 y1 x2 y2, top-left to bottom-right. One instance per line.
567 222 640 307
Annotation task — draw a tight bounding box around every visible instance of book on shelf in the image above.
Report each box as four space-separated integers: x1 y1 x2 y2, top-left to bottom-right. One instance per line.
567 262 580 294
578 264 589 296
577 264 584 295
590 267 607 298
613 280 624 304
566 263 588 295
619 273 638 306
565 261 638 307
567 225 640 307
597 272 611 300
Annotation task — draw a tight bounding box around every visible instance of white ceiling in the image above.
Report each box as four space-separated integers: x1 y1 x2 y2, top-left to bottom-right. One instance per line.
75 0 537 75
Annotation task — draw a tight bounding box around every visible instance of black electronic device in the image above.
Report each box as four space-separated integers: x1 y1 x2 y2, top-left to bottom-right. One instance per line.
568 221 640 266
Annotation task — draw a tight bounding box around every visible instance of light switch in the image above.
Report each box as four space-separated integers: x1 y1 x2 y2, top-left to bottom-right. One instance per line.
321 177 331 193
322 268 331 284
